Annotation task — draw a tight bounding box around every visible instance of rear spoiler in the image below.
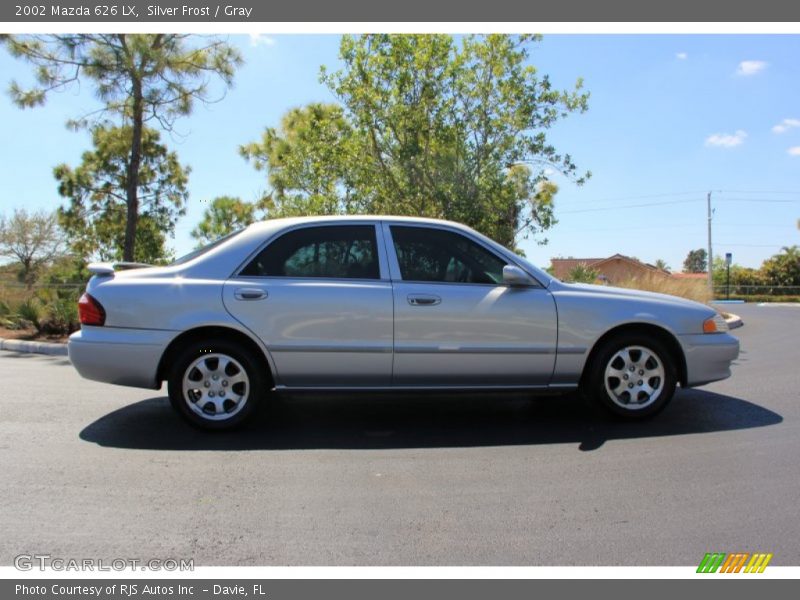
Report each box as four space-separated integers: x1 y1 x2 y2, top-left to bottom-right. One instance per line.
87 262 153 276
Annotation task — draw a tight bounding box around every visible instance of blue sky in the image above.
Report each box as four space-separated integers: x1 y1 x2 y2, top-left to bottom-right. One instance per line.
1 34 799 270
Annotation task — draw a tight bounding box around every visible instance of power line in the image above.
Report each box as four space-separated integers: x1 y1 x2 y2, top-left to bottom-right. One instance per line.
715 224 789 228
716 198 799 203
718 190 800 195
559 195 799 215
553 223 792 234
560 198 700 214
716 243 789 248
563 190 705 205
557 223 698 232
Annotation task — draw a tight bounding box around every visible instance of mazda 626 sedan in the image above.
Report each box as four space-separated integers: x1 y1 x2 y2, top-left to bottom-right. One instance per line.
68 216 739 429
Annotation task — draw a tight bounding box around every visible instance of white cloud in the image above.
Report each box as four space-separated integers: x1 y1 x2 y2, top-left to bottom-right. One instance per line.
788 146 800 156
736 60 768 76
249 34 277 47
705 130 748 148
676 52 688 60
772 118 800 134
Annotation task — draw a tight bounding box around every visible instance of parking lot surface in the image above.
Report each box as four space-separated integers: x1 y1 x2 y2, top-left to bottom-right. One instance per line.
0 303 797 565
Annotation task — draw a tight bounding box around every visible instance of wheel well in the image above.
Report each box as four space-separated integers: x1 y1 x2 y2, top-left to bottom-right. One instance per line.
156 326 274 387
581 323 688 387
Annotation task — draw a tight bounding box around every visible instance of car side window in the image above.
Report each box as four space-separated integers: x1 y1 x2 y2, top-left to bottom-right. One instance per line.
390 226 507 284
241 225 380 279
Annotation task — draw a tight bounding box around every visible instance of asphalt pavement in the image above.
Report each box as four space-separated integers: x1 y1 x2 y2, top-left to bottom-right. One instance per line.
0 303 797 566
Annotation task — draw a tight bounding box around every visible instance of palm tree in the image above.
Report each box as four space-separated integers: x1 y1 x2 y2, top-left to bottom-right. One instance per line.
654 259 671 273
566 263 600 283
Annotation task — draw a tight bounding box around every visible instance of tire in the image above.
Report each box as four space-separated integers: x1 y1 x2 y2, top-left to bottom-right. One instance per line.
582 333 677 420
167 339 267 430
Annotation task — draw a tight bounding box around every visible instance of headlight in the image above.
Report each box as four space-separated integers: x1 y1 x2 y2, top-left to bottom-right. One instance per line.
703 313 729 334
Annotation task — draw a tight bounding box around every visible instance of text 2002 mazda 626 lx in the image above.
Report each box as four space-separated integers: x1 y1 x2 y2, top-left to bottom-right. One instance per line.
68 216 739 430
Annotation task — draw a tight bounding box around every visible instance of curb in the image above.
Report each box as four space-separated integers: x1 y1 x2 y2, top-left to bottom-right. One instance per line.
0 338 68 356
724 313 743 330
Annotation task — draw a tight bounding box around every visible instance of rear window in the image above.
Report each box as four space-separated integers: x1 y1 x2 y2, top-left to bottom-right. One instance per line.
171 229 244 266
240 225 380 279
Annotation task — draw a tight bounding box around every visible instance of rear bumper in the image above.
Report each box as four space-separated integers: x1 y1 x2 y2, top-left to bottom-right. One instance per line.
678 332 740 387
68 327 175 389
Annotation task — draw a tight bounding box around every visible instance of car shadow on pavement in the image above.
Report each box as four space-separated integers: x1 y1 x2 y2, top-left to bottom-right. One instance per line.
79 388 782 452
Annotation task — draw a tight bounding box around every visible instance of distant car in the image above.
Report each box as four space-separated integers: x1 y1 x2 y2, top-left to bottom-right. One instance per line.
68 216 739 429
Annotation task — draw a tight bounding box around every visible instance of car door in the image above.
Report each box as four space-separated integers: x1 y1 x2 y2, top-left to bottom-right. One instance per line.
222 223 393 388
385 223 558 386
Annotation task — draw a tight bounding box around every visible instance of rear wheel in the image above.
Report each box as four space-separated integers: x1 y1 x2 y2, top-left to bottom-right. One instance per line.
168 339 267 430
583 333 677 419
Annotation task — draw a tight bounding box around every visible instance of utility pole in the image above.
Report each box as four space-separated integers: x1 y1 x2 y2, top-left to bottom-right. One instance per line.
707 191 713 295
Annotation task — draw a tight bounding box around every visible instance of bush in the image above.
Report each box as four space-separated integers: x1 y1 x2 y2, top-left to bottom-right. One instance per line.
0 299 17 329
564 263 600 283
40 297 80 335
15 298 42 331
0 292 81 336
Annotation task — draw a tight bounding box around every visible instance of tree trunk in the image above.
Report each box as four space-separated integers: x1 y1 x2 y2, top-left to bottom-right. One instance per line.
23 257 33 290
123 77 144 262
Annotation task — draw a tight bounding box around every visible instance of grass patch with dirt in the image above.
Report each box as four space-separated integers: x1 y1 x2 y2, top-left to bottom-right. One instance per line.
613 273 712 304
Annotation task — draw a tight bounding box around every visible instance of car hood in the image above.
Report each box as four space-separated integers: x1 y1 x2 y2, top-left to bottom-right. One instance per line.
551 281 712 311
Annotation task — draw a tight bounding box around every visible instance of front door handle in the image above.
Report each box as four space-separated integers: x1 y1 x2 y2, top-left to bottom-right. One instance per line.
234 288 268 301
407 294 441 306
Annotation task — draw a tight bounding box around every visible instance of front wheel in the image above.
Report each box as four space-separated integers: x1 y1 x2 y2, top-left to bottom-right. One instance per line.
168 339 267 430
583 334 677 419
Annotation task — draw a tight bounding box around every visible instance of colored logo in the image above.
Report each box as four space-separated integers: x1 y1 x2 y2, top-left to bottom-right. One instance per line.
697 552 773 573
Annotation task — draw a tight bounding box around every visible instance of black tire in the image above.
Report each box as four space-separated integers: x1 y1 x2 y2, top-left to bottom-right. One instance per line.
582 333 677 420
167 339 268 430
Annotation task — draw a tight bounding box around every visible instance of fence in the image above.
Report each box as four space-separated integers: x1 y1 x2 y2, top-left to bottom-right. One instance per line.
0 282 83 303
0 283 84 290
713 285 800 301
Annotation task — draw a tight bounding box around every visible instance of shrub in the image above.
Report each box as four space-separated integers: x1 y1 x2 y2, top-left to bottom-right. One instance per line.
40 296 80 336
564 263 600 283
0 299 16 329
15 298 42 331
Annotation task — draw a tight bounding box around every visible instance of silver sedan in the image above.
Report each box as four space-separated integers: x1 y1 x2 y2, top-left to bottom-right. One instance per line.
68 216 739 429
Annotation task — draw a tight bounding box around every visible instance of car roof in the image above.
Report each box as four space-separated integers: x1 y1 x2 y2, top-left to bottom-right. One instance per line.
244 215 469 235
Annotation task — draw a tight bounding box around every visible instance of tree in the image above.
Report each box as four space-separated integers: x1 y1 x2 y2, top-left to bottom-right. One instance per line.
191 196 266 246
243 34 589 249
711 255 765 289
54 125 189 263
654 259 670 272
0 208 65 287
683 248 707 273
1 34 242 261
762 245 800 287
240 103 363 216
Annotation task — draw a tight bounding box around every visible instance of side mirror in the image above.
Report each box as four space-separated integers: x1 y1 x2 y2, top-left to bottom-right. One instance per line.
502 265 536 287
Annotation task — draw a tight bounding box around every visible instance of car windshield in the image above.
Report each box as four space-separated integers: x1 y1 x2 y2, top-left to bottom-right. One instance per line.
466 228 554 284
170 229 244 266
510 254 556 284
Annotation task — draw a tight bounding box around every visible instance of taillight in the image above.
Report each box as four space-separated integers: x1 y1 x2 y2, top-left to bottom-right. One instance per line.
78 293 106 326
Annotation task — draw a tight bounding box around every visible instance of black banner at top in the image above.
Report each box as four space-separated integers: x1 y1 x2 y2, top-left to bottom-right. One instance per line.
2 0 800 23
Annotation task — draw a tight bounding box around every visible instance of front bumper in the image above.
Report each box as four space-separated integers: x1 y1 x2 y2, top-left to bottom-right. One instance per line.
68 327 175 389
678 332 740 387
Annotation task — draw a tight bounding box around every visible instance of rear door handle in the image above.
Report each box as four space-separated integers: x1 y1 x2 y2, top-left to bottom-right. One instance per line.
234 288 268 301
407 294 441 306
